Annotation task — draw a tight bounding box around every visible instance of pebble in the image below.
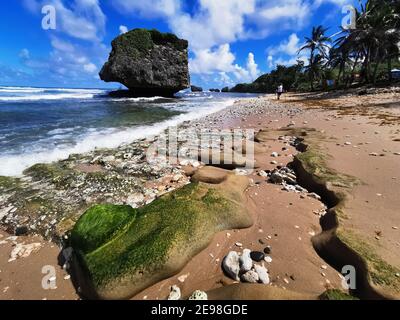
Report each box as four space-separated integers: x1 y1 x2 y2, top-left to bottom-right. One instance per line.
250 251 265 262
177 274 189 283
235 242 243 248
308 193 321 200
167 285 181 300
241 270 259 283
264 256 272 263
263 246 271 254
222 251 240 281
189 290 208 300
239 249 253 272
254 264 270 284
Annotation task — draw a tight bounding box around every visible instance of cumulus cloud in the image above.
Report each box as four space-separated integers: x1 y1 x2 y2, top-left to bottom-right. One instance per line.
23 0 106 41
119 25 128 34
111 0 181 18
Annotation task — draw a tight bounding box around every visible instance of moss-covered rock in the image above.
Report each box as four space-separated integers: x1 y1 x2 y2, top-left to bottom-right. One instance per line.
70 173 252 299
319 289 358 300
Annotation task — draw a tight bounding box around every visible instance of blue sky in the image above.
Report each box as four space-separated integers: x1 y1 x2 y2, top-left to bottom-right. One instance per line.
0 0 359 89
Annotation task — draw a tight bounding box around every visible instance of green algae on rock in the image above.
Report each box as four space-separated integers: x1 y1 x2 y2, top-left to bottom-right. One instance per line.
70 174 252 299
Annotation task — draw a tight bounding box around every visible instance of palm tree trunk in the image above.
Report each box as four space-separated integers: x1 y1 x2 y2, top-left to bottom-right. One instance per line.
350 53 360 85
388 57 392 82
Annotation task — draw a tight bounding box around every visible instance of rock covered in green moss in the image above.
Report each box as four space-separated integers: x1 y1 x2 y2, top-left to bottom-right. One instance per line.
70 174 252 299
99 28 189 97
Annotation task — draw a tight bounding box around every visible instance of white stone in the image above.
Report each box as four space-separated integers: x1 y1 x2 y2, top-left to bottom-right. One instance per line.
254 264 270 284
241 270 259 283
239 249 253 273
168 285 181 300
188 290 208 300
222 251 240 281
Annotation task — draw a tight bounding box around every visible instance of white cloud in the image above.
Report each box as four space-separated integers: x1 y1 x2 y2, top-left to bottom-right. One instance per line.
268 33 300 56
111 0 180 18
84 63 97 73
119 25 128 34
23 0 106 41
246 53 260 81
190 44 236 74
267 33 308 68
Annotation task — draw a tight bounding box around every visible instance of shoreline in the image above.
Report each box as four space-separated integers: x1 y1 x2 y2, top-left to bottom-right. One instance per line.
1 89 399 300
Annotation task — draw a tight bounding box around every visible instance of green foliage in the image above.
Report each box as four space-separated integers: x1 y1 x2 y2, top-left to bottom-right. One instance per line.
0 176 20 191
231 62 306 93
112 28 188 59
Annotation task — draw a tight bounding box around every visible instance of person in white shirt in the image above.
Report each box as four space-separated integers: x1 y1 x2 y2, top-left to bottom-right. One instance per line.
276 84 284 100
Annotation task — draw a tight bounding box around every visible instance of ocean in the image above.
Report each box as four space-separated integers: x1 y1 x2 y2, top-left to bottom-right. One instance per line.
0 86 257 177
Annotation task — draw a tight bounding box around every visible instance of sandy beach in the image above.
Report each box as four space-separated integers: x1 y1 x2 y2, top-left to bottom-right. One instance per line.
1 88 399 300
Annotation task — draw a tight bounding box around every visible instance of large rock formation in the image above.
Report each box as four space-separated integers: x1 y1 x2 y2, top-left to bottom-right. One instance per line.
100 29 190 97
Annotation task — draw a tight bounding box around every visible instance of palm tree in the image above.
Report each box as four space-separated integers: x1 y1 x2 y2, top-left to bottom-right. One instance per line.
298 25 332 90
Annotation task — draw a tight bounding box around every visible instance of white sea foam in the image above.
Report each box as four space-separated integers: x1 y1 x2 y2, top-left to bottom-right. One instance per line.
0 99 235 176
0 93 97 101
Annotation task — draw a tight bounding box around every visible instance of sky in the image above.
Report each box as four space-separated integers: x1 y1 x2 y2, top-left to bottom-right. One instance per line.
0 0 359 89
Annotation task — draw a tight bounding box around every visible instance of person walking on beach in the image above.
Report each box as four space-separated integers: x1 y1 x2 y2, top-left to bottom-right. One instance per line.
276 84 284 100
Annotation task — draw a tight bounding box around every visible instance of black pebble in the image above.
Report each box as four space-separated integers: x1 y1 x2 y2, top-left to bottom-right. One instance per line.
15 226 29 236
250 251 265 262
263 246 271 254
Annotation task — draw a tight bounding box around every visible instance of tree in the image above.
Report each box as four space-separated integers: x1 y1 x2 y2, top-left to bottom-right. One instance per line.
298 25 332 90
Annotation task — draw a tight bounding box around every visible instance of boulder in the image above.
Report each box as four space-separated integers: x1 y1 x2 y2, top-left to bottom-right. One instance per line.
70 175 252 299
191 85 203 92
100 29 189 97
209 88 221 92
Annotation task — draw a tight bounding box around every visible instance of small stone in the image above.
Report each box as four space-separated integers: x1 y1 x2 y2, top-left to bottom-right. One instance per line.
283 278 289 284
15 226 29 236
177 274 189 283
188 290 208 300
259 239 265 245
250 251 265 262
264 256 272 263
321 265 328 270
241 270 259 283
263 246 271 254
344 142 352 146
222 251 240 281
235 242 243 248
392 226 398 230
239 249 253 273
254 264 270 284
271 152 279 157
308 193 321 200
63 275 71 280
168 285 181 300
369 152 379 156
